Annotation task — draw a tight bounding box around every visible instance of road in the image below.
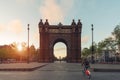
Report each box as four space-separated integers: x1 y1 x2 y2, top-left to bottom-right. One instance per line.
0 62 120 80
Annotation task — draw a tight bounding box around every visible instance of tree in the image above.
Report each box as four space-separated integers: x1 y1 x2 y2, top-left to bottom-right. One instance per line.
0 45 13 63
112 25 120 51
89 42 97 54
10 42 20 60
29 45 36 61
97 37 116 51
82 48 91 58
9 42 27 61
0 47 6 63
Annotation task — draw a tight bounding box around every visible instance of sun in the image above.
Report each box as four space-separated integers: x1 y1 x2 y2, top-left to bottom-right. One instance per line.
17 44 22 51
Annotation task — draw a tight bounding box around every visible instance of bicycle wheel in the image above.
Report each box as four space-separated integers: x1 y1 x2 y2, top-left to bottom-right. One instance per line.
88 74 92 80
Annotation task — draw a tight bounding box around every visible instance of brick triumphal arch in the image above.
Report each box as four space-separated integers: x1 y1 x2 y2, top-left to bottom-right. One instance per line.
38 19 82 63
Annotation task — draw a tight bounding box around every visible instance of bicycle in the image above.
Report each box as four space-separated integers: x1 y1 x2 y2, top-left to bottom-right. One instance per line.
82 66 92 80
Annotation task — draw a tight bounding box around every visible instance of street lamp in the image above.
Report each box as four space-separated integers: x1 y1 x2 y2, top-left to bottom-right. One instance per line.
91 24 94 64
27 24 30 64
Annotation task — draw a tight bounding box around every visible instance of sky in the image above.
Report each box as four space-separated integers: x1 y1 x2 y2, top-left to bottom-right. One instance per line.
1 0 120 58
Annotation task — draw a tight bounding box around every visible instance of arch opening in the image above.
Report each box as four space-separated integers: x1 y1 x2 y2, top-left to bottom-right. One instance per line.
54 42 67 62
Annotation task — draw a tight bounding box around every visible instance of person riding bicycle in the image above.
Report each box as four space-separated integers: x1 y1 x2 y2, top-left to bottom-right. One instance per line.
82 58 91 79
82 58 90 70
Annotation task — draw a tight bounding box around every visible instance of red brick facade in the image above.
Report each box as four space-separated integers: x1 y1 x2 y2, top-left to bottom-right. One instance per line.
38 19 82 63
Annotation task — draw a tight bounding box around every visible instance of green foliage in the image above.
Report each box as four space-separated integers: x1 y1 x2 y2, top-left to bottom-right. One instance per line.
98 37 116 50
82 48 90 57
82 23 120 58
112 25 120 41
112 25 120 51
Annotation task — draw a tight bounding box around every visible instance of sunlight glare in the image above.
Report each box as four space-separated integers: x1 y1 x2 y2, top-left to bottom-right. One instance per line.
17 44 22 51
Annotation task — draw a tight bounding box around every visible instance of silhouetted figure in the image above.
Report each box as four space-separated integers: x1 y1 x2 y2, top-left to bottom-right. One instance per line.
82 58 90 70
59 56 61 63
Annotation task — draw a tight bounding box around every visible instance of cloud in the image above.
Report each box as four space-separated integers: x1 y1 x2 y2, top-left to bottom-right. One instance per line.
59 0 74 13
0 19 23 34
81 36 90 43
0 24 5 33
55 47 65 51
54 47 66 58
7 19 23 34
16 0 34 4
34 32 39 41
40 0 64 24
33 31 39 48
39 0 74 24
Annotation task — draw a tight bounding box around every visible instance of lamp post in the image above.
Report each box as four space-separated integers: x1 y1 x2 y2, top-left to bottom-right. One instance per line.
91 24 94 64
27 24 30 64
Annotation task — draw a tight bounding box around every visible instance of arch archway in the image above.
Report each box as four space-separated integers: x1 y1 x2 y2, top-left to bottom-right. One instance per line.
38 19 82 63
54 42 67 61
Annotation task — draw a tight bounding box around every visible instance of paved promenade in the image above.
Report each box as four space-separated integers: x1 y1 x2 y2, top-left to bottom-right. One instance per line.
90 63 120 72
0 62 120 80
0 62 47 71
0 62 119 72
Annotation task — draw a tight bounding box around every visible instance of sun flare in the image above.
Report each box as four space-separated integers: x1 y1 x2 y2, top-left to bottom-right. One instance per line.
17 44 22 51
